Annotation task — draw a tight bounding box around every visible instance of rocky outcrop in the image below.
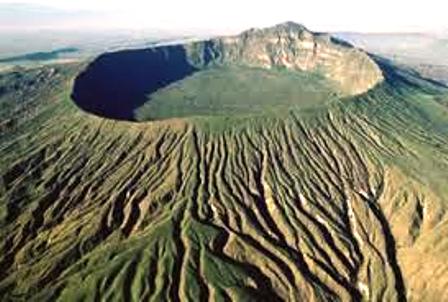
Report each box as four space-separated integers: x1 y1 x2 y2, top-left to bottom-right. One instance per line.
187 22 384 95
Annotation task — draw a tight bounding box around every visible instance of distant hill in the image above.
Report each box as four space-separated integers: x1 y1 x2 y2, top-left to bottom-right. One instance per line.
0 29 190 73
0 48 79 63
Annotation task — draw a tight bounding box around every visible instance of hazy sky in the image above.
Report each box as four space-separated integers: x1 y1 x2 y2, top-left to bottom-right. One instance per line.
1 0 447 33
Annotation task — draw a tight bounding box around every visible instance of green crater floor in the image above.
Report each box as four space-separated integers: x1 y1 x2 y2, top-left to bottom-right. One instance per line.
135 66 339 121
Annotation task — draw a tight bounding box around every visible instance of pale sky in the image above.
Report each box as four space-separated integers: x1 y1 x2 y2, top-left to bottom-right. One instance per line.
0 0 447 34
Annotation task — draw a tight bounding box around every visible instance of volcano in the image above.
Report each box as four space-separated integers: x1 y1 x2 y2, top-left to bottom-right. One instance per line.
1 22 448 301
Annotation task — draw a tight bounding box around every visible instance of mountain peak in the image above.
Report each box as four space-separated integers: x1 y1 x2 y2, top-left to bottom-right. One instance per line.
253 21 309 32
269 21 308 31
239 21 311 40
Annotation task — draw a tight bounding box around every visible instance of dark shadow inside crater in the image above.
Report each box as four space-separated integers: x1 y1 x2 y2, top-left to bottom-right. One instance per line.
71 45 198 120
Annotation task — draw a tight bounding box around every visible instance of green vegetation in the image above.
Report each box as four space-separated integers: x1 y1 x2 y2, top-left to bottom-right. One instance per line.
135 66 338 121
1 39 448 301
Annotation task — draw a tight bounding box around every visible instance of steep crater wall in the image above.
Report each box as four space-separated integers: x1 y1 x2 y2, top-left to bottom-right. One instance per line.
71 46 197 120
203 22 384 95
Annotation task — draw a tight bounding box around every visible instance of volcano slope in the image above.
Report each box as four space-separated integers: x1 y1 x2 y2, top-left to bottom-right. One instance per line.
1 23 448 302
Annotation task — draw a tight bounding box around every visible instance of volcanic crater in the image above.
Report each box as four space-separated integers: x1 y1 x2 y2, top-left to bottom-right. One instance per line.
72 22 384 121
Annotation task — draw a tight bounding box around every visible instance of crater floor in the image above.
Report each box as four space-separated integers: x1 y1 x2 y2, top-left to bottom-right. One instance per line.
135 66 338 121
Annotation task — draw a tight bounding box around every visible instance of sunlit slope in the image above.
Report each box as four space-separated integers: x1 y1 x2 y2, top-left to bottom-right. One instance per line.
1 59 448 302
